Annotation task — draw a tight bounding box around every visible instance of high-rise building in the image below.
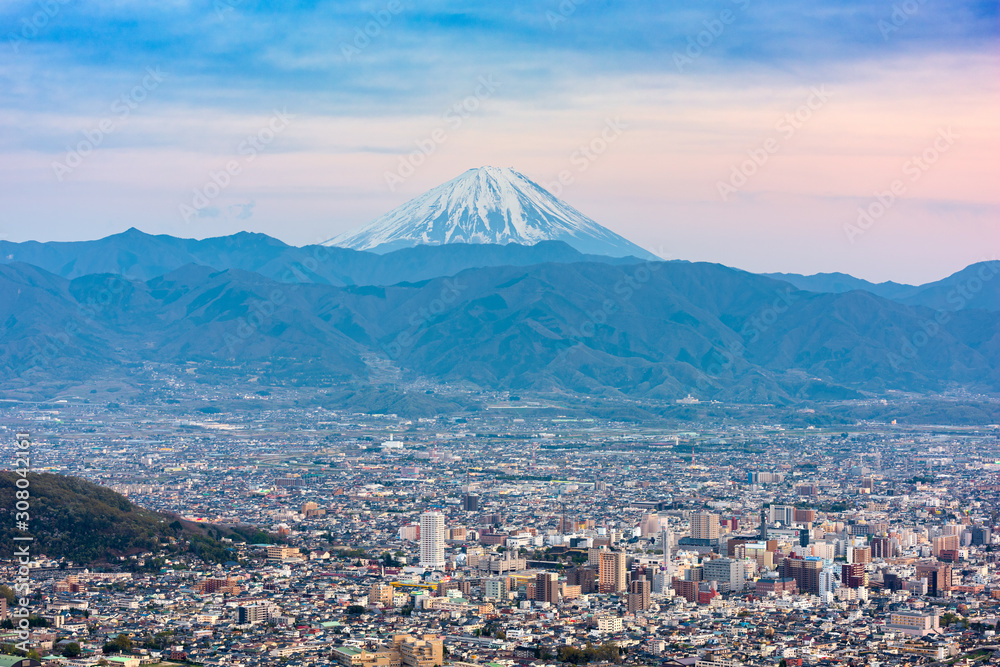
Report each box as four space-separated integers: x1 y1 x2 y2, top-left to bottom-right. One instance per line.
420 511 446 570
779 556 823 594
535 572 559 604
598 551 627 594
793 508 816 524
628 579 651 612
461 494 479 512
567 566 598 594
932 534 959 557
690 512 720 540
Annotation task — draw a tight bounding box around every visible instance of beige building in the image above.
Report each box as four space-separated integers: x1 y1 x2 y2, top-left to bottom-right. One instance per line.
691 512 720 540
395 634 444 667
598 551 627 594
886 609 941 636
369 583 395 607
332 635 443 667
267 545 304 562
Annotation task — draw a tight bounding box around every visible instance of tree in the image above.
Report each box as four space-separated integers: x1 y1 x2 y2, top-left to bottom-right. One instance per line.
63 642 82 658
103 633 133 654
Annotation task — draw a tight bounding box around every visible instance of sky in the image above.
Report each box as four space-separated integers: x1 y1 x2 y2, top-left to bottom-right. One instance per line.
0 0 997 284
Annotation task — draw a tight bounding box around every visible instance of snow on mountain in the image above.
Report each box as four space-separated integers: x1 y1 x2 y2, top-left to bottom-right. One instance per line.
331 166 658 259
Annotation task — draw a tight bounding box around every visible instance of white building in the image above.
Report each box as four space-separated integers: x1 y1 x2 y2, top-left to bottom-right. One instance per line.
420 511 446 570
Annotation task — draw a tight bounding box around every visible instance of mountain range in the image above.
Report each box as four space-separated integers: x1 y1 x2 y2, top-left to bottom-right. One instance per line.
1 165 997 405
1 248 997 402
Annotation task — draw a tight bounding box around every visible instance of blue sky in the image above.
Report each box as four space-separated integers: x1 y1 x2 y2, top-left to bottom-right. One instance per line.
1 0 997 282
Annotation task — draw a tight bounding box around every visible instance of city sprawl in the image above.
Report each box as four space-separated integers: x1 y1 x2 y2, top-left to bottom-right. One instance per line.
1 395 998 667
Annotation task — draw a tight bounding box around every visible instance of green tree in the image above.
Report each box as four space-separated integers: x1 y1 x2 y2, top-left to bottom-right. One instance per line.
63 642 82 658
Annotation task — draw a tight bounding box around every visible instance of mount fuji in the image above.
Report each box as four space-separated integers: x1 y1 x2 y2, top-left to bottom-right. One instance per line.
331 166 659 260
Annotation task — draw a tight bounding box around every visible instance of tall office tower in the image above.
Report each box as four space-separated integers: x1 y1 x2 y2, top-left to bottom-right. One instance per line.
567 567 598 594
703 557 745 593
799 528 810 548
640 514 661 536
759 508 768 540
690 512 720 540
535 572 560 603
461 494 479 512
628 579 651 612
659 527 674 577
420 511 446 570
598 551 627 594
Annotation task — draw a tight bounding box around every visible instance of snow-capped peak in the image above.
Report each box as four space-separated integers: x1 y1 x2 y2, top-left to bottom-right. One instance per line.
331 166 657 259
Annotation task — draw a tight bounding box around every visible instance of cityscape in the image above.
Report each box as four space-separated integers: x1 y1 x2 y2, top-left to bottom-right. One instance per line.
0 394 997 667
2 1 998 667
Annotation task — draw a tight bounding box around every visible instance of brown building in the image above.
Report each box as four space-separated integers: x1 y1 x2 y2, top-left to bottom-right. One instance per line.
755 577 798 595
535 572 560 604
871 536 891 559
195 576 241 595
842 563 868 589
567 566 598 594
779 556 823 594
793 509 816 524
915 560 952 596
628 579 651 613
673 578 698 603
